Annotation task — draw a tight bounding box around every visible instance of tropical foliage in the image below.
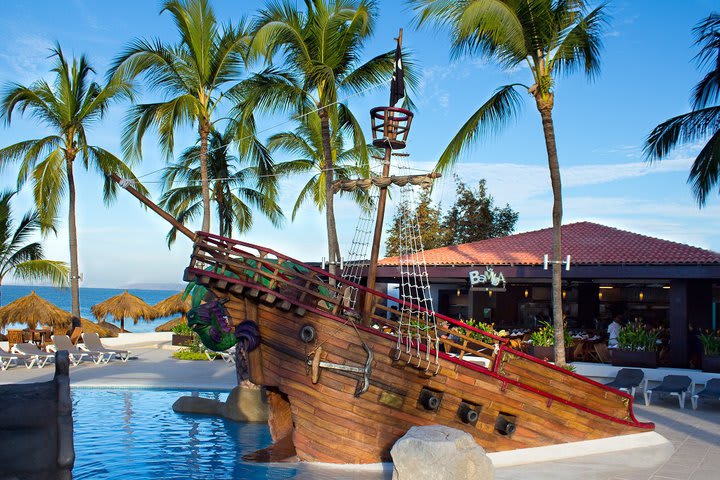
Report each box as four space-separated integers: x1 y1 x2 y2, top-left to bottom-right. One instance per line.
645 12 720 206
455 318 498 346
241 0 417 274
530 320 572 348
160 128 283 246
411 0 608 366
0 45 144 317
110 0 271 233
269 110 374 220
0 190 69 305
617 321 659 352
699 330 720 356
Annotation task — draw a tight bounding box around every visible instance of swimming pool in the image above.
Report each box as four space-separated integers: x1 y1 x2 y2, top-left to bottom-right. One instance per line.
72 389 387 480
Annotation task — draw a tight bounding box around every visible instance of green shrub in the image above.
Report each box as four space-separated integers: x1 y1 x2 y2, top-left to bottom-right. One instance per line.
617 321 659 352
172 323 194 336
455 319 497 345
530 321 572 347
699 331 720 355
173 349 209 361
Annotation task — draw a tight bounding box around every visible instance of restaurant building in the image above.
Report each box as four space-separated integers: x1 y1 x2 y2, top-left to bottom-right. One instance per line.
376 222 720 368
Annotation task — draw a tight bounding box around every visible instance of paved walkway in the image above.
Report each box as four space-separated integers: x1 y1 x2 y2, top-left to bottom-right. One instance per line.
0 347 237 390
1 346 718 479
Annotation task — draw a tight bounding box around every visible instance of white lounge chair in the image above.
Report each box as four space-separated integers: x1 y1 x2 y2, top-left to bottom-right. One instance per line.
80 332 130 363
48 334 102 365
1 346 22 370
11 343 55 368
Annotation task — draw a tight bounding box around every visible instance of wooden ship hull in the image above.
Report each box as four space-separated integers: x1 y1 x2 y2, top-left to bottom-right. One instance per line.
185 232 654 464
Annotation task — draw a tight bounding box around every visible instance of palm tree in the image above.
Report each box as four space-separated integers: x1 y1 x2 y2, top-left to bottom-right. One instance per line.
159 127 284 246
411 0 608 365
269 111 374 220
242 0 416 275
0 190 70 308
0 45 144 318
645 13 720 206
110 0 268 234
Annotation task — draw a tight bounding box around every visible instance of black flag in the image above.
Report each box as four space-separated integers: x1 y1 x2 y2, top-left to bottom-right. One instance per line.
390 40 404 107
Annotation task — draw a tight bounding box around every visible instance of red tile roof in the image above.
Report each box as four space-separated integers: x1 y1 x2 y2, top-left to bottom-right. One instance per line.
379 222 720 266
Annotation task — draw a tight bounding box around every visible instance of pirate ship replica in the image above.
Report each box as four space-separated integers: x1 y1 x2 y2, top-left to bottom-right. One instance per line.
113 32 653 465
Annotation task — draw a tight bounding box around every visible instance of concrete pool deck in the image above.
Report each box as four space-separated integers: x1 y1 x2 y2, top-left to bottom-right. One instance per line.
1 333 719 479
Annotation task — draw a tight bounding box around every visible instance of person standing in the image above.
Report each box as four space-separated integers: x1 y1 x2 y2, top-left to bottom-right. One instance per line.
607 315 623 349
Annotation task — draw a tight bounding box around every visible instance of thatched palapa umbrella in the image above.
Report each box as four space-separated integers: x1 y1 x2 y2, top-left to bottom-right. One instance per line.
80 318 116 337
91 290 158 333
153 292 192 332
0 290 72 331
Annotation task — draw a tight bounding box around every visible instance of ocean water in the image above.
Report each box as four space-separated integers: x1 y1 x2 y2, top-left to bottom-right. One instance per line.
0 285 183 333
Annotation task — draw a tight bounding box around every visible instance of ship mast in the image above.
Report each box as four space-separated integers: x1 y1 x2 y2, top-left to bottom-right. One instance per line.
362 29 414 324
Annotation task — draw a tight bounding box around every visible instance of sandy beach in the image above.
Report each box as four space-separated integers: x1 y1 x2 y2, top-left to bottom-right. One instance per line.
1 332 718 479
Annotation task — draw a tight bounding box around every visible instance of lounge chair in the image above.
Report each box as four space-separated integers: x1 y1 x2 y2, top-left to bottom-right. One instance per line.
691 378 720 410
69 326 83 345
604 368 647 397
48 335 102 366
644 375 693 409
11 343 55 368
0 346 22 370
80 332 130 363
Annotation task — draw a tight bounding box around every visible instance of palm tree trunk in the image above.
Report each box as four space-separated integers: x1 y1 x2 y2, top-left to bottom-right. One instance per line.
318 106 341 277
66 156 81 319
199 120 212 233
536 94 566 366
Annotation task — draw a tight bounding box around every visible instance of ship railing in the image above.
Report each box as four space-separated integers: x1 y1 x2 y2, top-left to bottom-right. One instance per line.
188 232 504 369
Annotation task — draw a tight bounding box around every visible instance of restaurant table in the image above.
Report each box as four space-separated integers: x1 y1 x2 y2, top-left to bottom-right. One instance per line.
27 329 52 348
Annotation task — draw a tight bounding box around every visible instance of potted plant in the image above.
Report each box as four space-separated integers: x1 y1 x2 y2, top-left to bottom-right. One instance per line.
699 331 720 373
612 321 659 368
529 321 573 363
171 323 195 346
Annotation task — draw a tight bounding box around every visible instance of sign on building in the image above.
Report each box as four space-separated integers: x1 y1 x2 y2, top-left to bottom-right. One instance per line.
469 266 507 289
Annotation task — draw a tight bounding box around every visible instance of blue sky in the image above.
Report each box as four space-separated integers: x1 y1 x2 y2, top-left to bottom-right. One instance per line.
1 0 719 288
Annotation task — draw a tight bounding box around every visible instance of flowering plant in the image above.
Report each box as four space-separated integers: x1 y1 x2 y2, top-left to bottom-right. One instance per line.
699 330 720 356
617 321 659 352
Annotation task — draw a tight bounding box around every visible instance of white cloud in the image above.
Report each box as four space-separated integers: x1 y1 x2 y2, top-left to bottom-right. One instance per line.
0 35 53 82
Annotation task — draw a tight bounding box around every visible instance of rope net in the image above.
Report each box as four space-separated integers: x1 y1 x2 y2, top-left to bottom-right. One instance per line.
341 189 379 309
393 153 440 372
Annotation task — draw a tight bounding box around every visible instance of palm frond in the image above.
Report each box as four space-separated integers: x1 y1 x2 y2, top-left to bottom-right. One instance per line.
688 127 720 206
692 69 720 111
435 84 525 173
10 259 70 287
31 149 67 230
550 4 608 80
644 106 720 160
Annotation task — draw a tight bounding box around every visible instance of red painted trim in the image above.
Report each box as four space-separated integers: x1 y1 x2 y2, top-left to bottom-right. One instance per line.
191 233 653 430
196 232 508 343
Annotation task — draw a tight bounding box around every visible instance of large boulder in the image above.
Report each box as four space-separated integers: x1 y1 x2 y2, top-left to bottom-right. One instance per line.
172 385 269 422
391 425 494 480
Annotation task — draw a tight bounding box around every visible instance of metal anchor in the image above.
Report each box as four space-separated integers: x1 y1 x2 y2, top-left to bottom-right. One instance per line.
307 343 374 397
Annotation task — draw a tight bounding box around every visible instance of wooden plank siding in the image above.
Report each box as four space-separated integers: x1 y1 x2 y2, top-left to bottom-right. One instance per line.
188 232 653 464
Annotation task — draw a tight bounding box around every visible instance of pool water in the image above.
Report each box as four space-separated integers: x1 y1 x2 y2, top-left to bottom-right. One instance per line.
71 389 387 480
